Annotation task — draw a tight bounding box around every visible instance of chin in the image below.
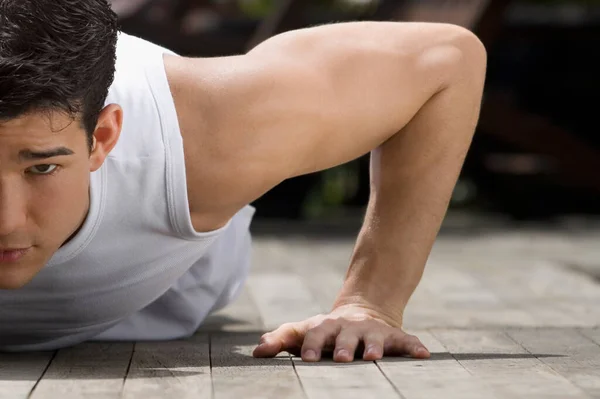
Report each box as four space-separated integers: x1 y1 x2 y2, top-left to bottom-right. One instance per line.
0 269 38 290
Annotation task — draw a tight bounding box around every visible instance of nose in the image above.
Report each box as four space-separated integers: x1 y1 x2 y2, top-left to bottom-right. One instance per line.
0 181 27 237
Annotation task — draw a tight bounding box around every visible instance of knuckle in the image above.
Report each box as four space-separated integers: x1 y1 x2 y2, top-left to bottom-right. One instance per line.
364 333 384 343
386 333 403 345
406 334 420 343
305 327 328 341
272 323 291 334
320 318 340 328
336 331 359 345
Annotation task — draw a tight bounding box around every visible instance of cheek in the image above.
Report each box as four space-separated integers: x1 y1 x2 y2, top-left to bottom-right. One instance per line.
29 168 90 227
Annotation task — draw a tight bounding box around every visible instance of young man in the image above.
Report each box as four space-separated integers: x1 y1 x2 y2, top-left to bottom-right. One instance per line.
0 0 486 362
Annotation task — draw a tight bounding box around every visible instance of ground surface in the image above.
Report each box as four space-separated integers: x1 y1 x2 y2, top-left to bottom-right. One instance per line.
1 213 600 398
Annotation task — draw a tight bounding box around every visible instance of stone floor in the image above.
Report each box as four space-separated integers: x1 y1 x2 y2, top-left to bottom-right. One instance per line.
1 214 600 398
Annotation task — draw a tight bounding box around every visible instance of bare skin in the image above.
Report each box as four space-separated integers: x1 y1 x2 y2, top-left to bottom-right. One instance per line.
165 21 487 362
0 106 122 290
0 21 486 362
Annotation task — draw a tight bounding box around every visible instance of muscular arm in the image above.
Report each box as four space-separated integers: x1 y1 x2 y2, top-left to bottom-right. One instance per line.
165 21 486 323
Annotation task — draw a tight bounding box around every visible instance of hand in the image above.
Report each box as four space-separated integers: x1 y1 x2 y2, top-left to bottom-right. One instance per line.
252 305 430 362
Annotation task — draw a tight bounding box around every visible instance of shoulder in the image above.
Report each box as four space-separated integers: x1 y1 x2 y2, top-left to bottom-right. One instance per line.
162 54 268 232
160 27 353 232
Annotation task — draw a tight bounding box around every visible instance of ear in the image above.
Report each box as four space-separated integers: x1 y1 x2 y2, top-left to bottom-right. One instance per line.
89 104 123 172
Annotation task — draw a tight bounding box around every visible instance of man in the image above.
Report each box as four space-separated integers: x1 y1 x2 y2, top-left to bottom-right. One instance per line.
0 0 486 362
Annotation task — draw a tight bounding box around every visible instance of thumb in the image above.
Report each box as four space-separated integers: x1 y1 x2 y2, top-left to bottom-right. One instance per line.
252 323 304 358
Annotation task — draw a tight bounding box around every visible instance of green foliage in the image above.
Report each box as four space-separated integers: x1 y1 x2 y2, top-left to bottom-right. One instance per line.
237 0 380 18
237 0 275 18
303 162 361 219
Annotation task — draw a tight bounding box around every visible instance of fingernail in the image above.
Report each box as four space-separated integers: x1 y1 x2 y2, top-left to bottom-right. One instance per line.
336 349 349 358
304 350 317 361
366 345 378 355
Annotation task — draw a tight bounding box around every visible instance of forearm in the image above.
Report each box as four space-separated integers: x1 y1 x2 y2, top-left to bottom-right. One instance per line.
333 46 487 324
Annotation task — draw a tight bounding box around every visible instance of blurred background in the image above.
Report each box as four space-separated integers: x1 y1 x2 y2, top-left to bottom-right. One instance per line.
111 0 600 229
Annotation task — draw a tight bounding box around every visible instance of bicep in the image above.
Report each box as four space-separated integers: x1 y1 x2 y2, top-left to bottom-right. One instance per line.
218 22 462 174
171 22 467 218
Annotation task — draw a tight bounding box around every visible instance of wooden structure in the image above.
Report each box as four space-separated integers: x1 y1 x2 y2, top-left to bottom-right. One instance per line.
2 219 600 398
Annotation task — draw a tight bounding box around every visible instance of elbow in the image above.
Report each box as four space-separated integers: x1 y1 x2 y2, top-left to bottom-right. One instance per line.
417 23 488 92
442 24 487 82
451 24 488 73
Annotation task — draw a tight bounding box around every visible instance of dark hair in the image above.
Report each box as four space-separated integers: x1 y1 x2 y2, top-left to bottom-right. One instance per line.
0 0 118 151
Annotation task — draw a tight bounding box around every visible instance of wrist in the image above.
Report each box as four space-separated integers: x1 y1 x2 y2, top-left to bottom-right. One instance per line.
337 237 423 322
332 294 405 328
335 255 413 315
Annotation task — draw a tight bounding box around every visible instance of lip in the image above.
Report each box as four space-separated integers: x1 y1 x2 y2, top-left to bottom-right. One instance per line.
0 248 31 263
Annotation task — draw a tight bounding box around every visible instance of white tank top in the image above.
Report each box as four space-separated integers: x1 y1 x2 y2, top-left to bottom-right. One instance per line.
0 33 255 351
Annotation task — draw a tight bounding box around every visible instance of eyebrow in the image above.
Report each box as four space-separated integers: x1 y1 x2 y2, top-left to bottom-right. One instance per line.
19 147 75 162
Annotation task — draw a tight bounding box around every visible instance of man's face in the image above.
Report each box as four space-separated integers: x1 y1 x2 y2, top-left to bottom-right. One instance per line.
0 112 97 289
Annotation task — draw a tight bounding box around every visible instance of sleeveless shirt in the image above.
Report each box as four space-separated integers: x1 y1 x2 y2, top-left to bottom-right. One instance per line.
0 33 256 351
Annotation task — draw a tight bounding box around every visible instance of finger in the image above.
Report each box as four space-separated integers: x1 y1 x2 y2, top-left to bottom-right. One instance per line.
384 332 430 359
253 323 304 358
333 328 361 362
362 332 385 361
301 320 341 362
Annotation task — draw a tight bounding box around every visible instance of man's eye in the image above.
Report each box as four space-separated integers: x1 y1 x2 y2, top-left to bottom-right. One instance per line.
28 164 59 175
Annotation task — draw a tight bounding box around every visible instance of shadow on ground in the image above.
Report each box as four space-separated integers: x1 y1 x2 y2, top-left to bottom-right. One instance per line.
0 330 567 381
